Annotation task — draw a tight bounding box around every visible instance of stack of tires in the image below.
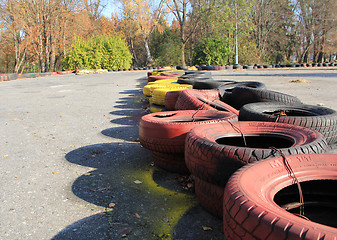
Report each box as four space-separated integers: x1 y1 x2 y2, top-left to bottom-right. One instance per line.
139 71 337 238
142 79 193 113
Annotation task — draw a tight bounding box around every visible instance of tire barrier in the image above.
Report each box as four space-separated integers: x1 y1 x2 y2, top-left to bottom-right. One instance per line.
239 102 337 144
184 121 328 217
164 90 185 111
192 80 235 90
0 73 18 81
165 89 220 111
143 83 180 97
175 89 239 115
149 103 165 113
139 110 238 153
223 154 337 239
139 110 237 173
151 151 188 174
148 75 178 82
152 85 193 106
230 86 302 109
218 81 266 104
19 73 39 78
57 70 75 75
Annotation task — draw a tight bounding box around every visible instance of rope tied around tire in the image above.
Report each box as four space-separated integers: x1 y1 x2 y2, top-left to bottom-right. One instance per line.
225 121 247 147
191 94 219 121
270 147 306 218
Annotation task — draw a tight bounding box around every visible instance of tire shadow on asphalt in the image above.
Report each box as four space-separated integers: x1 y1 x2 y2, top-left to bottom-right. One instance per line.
55 79 224 239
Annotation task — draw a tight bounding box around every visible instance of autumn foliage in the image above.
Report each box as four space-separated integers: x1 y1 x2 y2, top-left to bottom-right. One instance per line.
0 0 336 73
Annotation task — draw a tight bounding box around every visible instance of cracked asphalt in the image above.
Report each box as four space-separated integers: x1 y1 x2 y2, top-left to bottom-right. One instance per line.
1 67 336 239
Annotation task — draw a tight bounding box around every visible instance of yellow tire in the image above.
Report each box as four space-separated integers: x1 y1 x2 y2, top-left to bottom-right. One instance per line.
150 104 165 113
144 83 177 96
151 85 193 105
147 79 178 85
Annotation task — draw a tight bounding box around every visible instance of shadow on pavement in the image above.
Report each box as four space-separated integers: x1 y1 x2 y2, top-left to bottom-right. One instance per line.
54 76 224 239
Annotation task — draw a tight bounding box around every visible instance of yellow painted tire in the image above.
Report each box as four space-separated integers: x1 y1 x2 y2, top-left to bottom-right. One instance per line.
147 79 178 85
143 83 181 97
150 104 165 113
152 85 193 105
144 82 178 96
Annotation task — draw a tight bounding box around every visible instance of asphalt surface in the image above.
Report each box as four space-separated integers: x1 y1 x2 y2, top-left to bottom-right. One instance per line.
1 68 336 240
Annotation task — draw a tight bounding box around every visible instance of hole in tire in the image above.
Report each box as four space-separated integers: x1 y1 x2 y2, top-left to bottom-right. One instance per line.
154 113 176 118
215 135 294 148
263 109 319 117
170 116 222 122
246 85 258 88
274 180 337 228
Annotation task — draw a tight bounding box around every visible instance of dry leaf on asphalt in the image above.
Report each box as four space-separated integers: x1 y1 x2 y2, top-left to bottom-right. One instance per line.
109 203 116 208
202 226 213 231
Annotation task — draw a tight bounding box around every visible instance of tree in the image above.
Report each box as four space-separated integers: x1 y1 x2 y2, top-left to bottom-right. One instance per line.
251 0 294 63
118 0 165 66
166 0 210 65
150 24 182 66
193 37 233 65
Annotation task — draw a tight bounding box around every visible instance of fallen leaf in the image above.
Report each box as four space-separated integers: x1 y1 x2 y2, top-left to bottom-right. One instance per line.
134 180 142 184
135 213 140 218
52 137 56 139
161 217 169 223
135 138 140 142
52 171 60 174
118 227 132 235
93 126 98 128
109 203 116 208
202 226 213 231
289 78 311 83
3 155 8 158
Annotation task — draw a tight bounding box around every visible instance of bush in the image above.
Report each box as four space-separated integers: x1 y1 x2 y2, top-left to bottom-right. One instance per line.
150 29 183 66
193 37 233 66
62 35 132 70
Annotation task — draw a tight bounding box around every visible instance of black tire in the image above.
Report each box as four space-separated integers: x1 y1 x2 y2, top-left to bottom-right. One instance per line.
193 80 235 89
230 86 302 109
239 102 337 144
218 81 266 104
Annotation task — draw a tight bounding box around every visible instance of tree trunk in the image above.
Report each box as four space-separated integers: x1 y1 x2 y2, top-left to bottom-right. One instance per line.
144 37 153 65
181 41 186 66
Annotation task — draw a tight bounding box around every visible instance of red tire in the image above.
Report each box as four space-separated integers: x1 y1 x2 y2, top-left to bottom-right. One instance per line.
139 110 238 153
185 121 328 187
164 90 184 110
185 122 328 218
194 176 224 218
147 75 177 82
165 89 220 111
223 154 337 239
175 89 239 115
152 151 189 174
57 70 74 75
160 72 179 76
